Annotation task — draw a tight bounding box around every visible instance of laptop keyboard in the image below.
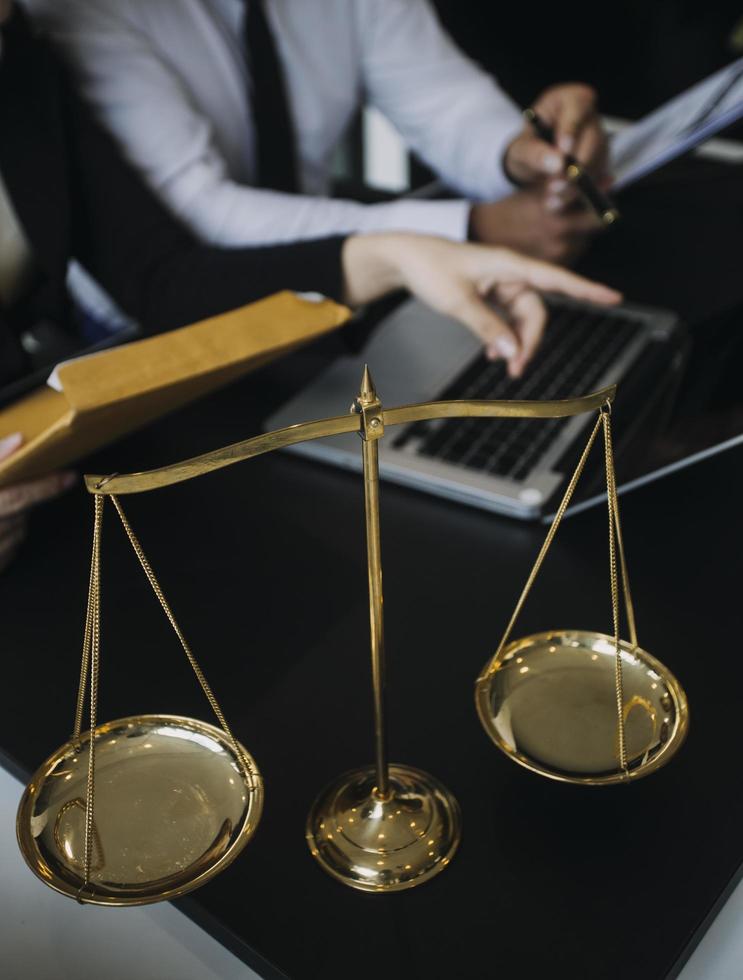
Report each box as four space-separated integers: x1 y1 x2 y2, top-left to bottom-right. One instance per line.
393 307 643 481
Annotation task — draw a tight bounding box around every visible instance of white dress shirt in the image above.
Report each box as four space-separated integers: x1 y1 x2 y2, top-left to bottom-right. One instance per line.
25 0 523 247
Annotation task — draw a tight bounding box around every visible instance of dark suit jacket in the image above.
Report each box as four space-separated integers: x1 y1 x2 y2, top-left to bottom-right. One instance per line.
0 7 344 382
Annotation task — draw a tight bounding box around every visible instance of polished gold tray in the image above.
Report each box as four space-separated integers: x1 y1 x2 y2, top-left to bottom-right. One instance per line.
476 630 688 785
17 715 263 906
474 407 688 785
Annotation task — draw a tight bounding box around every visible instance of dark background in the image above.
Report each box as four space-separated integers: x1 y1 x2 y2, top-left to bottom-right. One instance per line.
433 1 743 118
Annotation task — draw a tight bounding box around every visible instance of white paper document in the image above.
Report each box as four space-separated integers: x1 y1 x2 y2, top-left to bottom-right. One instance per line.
609 57 743 190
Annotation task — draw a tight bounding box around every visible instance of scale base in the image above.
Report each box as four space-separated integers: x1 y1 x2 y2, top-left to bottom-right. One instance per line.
306 764 461 892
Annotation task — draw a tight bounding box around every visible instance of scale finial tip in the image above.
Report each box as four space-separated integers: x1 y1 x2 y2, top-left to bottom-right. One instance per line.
360 363 377 400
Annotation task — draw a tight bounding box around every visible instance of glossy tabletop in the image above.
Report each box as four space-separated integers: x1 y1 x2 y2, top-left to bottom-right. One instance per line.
0 366 741 979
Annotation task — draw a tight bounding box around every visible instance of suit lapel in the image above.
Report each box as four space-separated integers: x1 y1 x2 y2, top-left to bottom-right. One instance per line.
0 7 70 285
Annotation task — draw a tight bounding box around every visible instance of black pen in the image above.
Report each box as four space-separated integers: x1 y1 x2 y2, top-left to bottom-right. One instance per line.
523 107 620 226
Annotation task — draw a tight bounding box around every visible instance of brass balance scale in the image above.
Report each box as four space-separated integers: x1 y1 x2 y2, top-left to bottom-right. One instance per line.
16 370 689 904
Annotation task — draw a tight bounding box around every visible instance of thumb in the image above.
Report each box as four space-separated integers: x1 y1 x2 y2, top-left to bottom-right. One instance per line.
508 133 564 183
452 291 520 364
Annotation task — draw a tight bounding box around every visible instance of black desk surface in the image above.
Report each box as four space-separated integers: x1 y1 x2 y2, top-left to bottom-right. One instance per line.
3 155 743 979
1 370 741 980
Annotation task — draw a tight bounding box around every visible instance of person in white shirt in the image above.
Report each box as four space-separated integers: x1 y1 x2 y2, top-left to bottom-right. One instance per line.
25 0 608 263
1 0 621 574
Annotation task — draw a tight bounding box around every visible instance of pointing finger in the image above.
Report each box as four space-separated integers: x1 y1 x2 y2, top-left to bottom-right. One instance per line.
503 289 547 377
495 251 622 306
450 290 521 365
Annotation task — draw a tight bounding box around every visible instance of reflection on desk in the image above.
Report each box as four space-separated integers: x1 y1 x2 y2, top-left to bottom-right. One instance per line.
0 372 740 979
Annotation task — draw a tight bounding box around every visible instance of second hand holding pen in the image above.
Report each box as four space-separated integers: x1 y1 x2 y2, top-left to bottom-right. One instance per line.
523 107 620 226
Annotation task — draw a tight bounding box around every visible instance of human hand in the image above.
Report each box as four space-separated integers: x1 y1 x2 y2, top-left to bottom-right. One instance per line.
342 233 621 377
503 83 610 209
0 433 77 572
469 188 600 264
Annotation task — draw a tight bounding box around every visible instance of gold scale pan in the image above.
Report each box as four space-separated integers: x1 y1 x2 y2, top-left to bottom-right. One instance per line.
16 371 688 904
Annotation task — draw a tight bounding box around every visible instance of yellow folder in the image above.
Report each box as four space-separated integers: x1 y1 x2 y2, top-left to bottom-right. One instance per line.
0 290 349 487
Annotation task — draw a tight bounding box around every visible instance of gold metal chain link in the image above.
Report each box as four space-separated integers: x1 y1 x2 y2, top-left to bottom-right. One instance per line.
73 493 103 897
603 409 627 771
73 496 102 744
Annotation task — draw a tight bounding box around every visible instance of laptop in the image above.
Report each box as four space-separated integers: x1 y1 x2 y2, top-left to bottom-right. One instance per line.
266 296 684 519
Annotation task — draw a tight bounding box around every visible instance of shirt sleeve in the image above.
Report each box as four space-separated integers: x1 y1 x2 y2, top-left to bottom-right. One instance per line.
58 58 347 335
26 0 472 245
355 0 524 202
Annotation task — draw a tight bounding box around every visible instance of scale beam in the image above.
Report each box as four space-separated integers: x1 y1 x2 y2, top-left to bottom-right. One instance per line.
85 385 616 496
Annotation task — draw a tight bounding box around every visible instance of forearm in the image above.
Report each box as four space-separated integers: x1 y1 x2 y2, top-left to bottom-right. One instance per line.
161 172 472 247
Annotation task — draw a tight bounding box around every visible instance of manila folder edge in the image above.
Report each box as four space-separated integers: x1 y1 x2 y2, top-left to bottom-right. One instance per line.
0 290 349 487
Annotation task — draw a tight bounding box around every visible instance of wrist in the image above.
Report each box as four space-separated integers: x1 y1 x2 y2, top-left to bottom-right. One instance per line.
468 204 485 242
342 234 409 307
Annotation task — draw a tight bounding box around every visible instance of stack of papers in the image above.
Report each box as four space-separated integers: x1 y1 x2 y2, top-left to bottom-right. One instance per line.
610 56 743 189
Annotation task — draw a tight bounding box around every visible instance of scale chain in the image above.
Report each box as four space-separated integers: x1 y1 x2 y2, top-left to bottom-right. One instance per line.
610 456 637 650
73 499 100 744
603 410 628 772
80 494 103 894
108 495 255 784
491 412 604 665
